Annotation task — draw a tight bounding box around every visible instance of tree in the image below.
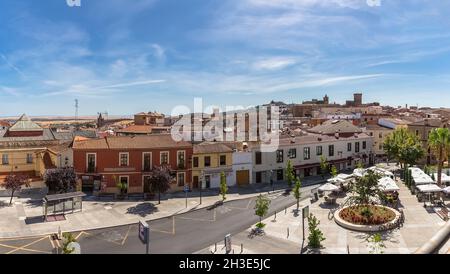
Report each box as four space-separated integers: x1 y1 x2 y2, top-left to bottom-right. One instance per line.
219 171 228 202
148 165 173 204
292 177 302 210
44 168 77 194
428 128 450 187
4 175 30 205
330 165 338 178
349 170 384 206
319 156 329 179
285 160 295 189
307 214 326 249
383 128 424 168
254 194 271 229
356 162 364 170
62 232 78 254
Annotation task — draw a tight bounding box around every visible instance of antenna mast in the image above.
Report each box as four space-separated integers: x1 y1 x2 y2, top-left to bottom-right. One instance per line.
75 99 79 127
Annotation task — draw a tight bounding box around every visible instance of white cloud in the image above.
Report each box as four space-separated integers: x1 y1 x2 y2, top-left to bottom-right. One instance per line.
252 57 298 71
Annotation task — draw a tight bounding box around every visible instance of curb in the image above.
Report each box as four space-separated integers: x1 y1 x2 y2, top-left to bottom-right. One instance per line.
0 188 288 240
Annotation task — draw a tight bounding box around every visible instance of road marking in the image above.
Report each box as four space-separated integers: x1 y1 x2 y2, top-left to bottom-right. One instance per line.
226 199 252 210
5 236 50 254
78 231 124 246
150 216 176 235
176 208 216 222
121 226 131 245
0 242 51 254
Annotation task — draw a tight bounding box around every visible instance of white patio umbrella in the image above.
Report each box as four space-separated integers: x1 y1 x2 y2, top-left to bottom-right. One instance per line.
417 184 443 204
352 168 365 178
442 186 450 194
413 175 435 185
416 184 442 193
319 183 339 192
378 177 400 192
327 177 345 184
432 173 450 184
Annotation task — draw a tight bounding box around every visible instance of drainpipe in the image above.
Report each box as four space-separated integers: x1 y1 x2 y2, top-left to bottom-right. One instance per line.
414 219 450 254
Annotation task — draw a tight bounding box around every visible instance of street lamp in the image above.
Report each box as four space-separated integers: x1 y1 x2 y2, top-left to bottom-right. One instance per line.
200 171 204 205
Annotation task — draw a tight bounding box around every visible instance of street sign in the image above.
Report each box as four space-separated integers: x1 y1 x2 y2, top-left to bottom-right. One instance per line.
139 220 150 254
224 234 232 254
302 206 309 219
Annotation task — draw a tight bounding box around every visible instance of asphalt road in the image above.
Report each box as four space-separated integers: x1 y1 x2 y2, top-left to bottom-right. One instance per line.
0 185 317 254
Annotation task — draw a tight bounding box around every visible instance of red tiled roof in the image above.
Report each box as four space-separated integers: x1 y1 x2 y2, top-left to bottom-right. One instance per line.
73 134 192 150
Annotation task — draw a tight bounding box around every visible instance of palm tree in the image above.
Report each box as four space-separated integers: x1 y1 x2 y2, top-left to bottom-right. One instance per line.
428 128 450 187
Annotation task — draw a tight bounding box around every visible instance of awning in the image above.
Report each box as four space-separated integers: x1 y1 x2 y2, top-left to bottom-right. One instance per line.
378 177 400 192
318 183 339 192
442 186 450 194
413 175 435 185
416 184 442 193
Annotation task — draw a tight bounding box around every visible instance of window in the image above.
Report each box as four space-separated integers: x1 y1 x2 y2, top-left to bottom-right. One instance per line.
2 154 8 165
303 147 310 160
276 150 284 163
316 146 322 156
370 132 373 136
26 153 33 164
379 133 382 139
143 152 152 171
87 153 96 172
119 152 129 167
415 130 419 136
328 145 334 157
347 143 352 152
362 141 367 150
160 152 169 165
220 155 226 166
288 148 296 159
256 172 262 183
204 156 211 167
355 142 360 153
255 151 262 165
193 157 199 168
177 172 185 187
379 144 383 150
276 169 284 181
177 151 185 168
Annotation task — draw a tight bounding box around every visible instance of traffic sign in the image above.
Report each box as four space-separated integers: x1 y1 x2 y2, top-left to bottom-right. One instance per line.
224 234 232 254
139 220 150 254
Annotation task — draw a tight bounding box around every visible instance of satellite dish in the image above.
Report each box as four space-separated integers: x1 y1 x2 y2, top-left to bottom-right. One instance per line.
67 242 81 254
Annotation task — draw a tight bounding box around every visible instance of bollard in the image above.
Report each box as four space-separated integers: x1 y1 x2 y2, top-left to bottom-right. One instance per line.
233 249 235 254
274 211 277 220
287 227 289 238
285 207 287 214
241 243 243 254
215 243 217 253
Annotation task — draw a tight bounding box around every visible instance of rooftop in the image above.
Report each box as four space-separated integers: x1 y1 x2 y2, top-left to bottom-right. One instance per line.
308 120 362 135
193 142 234 154
72 134 192 150
7 114 43 132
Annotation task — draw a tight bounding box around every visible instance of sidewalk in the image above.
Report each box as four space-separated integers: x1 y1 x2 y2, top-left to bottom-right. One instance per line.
0 179 324 239
198 180 448 254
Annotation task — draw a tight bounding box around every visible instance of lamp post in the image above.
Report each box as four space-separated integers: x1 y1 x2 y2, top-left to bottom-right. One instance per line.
200 171 204 205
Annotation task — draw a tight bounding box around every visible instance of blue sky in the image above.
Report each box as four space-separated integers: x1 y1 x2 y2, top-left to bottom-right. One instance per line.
1 0 450 116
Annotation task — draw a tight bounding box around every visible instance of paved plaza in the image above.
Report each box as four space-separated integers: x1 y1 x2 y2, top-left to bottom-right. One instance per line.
199 180 450 254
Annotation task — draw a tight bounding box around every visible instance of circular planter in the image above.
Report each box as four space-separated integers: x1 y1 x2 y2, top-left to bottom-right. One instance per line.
334 205 401 232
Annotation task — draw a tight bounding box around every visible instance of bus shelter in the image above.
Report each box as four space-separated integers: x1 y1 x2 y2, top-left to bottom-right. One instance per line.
43 192 86 221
